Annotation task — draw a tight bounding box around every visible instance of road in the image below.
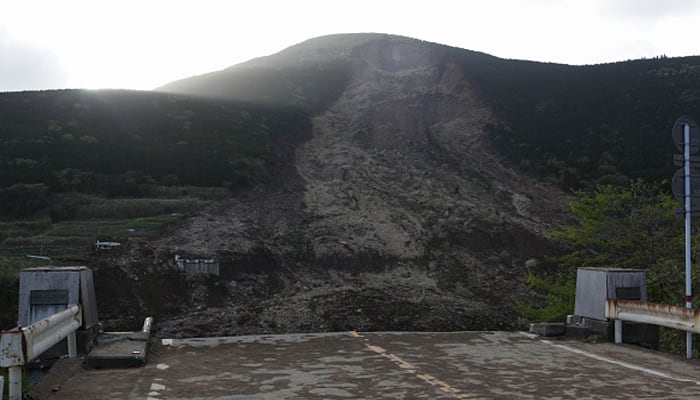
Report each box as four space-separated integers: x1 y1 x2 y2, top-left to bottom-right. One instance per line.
36 331 700 399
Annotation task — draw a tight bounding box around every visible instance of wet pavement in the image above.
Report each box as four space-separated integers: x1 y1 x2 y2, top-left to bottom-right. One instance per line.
37 331 700 399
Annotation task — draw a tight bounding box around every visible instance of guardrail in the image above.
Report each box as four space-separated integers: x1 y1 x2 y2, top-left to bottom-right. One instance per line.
1 305 82 400
605 299 700 345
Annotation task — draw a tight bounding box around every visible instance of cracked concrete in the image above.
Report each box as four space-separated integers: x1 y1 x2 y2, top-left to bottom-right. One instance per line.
36 331 700 399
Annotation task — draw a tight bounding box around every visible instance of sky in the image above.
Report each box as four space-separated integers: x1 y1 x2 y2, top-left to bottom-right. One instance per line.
1 0 700 92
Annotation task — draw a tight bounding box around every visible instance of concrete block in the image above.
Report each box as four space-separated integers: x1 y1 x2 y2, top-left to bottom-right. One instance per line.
565 324 591 339
587 319 614 338
87 331 150 369
529 322 566 337
569 315 659 348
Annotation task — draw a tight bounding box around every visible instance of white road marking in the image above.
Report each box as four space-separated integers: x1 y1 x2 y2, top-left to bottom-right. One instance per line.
541 339 700 385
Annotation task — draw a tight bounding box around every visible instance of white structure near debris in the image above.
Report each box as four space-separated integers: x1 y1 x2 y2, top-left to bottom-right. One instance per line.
175 255 219 276
95 241 121 250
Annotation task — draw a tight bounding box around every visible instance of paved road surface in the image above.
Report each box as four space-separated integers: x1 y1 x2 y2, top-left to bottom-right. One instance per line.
37 331 700 399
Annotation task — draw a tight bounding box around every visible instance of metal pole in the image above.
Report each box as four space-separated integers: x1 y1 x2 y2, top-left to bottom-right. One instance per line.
1 375 4 399
614 319 622 344
8 366 21 400
685 122 693 359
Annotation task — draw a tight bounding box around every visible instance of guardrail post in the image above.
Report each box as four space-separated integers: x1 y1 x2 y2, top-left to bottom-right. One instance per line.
67 330 77 358
614 319 622 344
8 366 22 400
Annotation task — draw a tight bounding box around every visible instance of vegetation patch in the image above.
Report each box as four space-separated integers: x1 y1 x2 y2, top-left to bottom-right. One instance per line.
454 55 700 188
523 180 700 354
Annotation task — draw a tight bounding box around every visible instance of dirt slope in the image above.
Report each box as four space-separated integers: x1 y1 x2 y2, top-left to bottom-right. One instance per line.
97 34 572 337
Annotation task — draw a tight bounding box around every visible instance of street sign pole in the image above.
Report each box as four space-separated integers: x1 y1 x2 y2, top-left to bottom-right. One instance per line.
685 121 693 359
672 115 699 358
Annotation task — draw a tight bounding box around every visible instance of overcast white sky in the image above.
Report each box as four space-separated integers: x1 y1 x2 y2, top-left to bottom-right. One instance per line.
1 0 700 92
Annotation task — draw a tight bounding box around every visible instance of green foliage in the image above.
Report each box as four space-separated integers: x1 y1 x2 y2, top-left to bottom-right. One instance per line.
518 273 575 322
50 193 200 221
0 89 310 198
523 180 695 330
46 214 183 239
0 265 20 329
548 180 682 271
455 55 700 188
0 365 33 398
0 183 49 220
0 213 184 275
524 179 700 353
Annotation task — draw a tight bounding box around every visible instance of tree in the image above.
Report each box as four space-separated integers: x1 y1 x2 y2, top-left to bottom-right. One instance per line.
549 180 681 271
0 183 49 220
522 179 688 322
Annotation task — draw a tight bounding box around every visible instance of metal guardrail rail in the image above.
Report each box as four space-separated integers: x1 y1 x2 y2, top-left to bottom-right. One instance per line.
1 305 82 400
605 299 700 345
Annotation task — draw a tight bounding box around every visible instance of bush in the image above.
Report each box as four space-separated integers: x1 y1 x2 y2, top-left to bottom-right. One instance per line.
51 193 200 221
522 179 700 353
0 267 19 329
0 183 49 220
518 272 575 322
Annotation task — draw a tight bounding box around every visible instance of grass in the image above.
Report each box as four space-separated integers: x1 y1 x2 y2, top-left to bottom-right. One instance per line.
46 214 183 239
0 188 204 270
0 214 185 269
0 189 200 331
51 192 208 221
0 361 34 399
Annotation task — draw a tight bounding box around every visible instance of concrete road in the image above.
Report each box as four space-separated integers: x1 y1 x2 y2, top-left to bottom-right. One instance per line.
38 331 700 399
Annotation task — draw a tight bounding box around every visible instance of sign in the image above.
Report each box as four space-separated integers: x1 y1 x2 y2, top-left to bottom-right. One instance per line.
675 207 700 218
672 115 700 154
672 168 700 203
674 154 700 167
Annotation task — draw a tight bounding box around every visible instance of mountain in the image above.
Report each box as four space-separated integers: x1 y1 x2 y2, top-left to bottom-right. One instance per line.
151 33 573 335
2 33 700 334
161 33 700 188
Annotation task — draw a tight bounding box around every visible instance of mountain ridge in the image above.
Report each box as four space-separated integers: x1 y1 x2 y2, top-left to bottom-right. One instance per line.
159 33 700 188
146 32 573 335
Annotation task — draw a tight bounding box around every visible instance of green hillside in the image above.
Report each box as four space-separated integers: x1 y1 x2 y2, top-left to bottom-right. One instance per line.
0 89 308 197
0 89 309 300
459 55 700 188
3 37 699 205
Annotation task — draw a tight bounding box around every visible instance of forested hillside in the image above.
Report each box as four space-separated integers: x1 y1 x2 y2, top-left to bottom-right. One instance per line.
466 56 700 188
0 89 308 219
